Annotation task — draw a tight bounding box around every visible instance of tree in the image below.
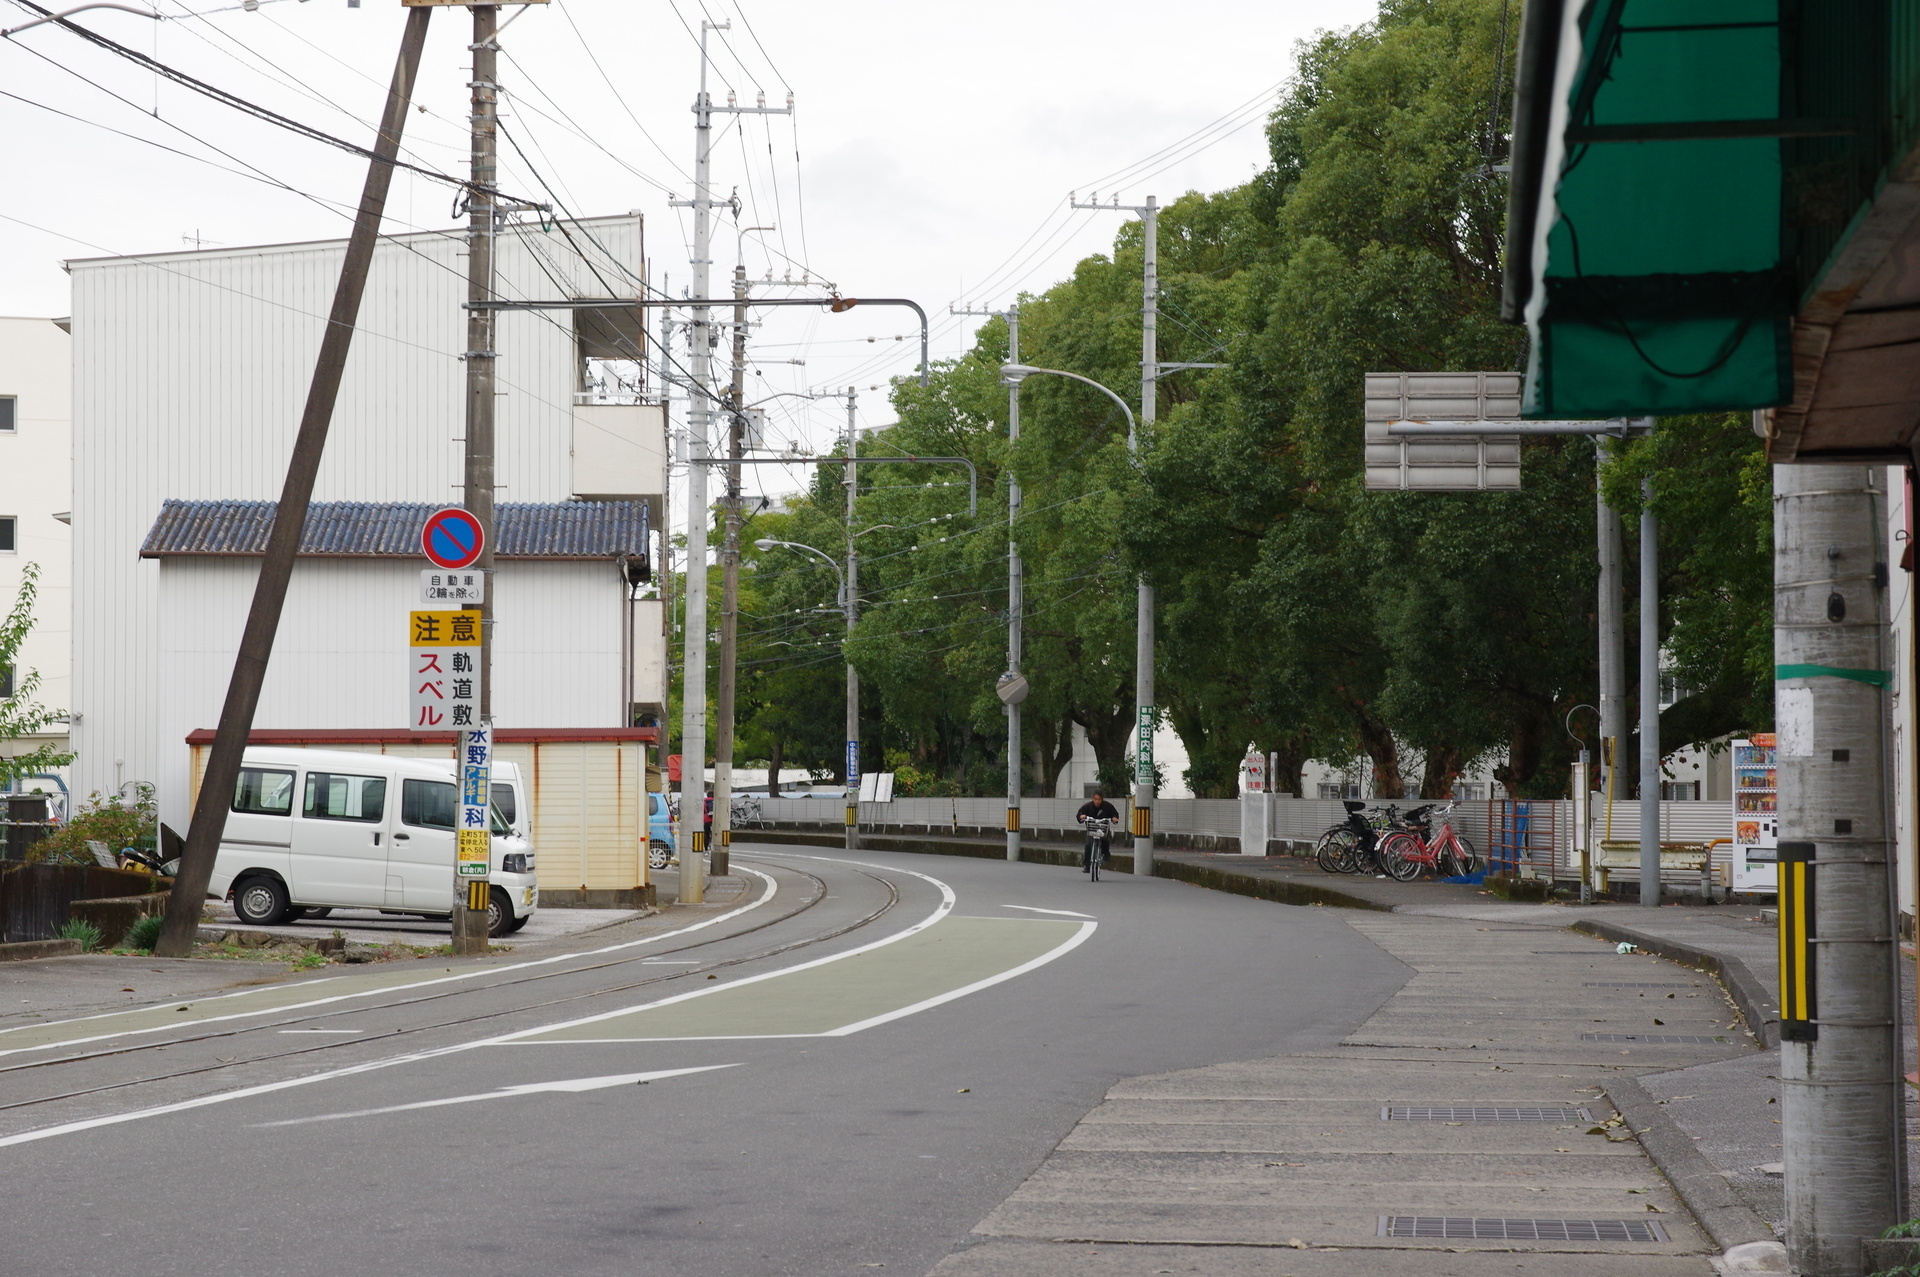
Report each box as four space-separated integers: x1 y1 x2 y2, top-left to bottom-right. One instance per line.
0 562 75 787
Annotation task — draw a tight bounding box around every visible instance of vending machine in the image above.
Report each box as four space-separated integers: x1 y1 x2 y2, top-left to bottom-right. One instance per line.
1731 734 1777 893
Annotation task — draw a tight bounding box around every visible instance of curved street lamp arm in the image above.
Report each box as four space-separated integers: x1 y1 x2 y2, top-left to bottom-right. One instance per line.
3 3 160 36
1002 365 1137 448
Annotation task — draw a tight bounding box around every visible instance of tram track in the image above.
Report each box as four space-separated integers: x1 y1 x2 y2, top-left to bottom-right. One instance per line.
0 855 902 1120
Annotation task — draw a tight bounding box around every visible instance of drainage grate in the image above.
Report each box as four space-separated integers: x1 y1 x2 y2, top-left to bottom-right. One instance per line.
1377 1217 1669 1243
1583 982 1698 989
1382 1106 1592 1122
1582 1032 1728 1044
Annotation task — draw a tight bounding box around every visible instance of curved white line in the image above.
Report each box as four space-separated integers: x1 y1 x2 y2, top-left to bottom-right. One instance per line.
0 866 781 1059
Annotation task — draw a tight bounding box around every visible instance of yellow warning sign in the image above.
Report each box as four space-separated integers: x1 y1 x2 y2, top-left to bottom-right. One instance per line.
410 610 482 646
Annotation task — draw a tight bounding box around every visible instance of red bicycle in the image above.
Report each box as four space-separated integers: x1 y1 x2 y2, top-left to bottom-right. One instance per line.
1378 802 1479 881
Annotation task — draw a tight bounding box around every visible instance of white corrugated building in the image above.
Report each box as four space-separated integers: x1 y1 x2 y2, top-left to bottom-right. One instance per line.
66 216 668 901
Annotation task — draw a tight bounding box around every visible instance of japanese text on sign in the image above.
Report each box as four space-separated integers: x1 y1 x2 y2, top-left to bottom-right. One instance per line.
421 570 485 606
457 724 491 878
1136 706 1155 784
410 610 481 731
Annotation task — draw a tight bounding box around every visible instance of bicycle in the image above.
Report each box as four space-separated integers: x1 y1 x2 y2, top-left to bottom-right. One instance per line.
1377 802 1479 881
729 794 764 828
1315 802 1397 874
1081 817 1113 882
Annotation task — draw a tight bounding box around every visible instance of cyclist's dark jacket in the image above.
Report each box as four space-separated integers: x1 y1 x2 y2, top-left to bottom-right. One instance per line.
1077 799 1120 822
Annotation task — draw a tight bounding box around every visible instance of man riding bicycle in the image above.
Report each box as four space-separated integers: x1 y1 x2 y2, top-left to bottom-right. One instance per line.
1077 791 1120 873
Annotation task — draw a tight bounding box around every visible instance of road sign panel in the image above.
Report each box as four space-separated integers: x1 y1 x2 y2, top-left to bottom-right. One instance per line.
457 724 492 879
409 610 481 730
421 569 485 606
421 507 485 570
1364 372 1523 491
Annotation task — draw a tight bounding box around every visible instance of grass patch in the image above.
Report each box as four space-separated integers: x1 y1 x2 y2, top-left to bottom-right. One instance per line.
57 919 103 952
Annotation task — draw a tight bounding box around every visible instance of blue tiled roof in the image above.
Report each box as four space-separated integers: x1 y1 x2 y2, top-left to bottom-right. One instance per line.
140 499 649 560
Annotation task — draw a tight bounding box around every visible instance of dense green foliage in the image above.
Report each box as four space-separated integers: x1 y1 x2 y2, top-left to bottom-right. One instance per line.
30 785 157 866
1 561 75 788
678 0 1772 801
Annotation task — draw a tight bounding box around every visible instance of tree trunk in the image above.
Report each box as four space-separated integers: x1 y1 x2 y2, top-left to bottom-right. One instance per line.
1029 713 1075 798
767 736 783 796
1418 746 1463 799
1268 746 1306 798
1074 704 1131 792
1354 709 1405 798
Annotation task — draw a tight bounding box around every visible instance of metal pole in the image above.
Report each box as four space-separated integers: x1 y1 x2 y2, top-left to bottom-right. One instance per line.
1775 462 1905 1276
1597 445 1627 799
1133 196 1157 876
154 6 432 957
710 261 746 878
1006 306 1022 863
678 23 716 905
1638 477 1661 905
450 2 499 956
845 388 860 850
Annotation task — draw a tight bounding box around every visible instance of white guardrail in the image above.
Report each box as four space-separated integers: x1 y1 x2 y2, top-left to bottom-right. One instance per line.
741 793 1737 883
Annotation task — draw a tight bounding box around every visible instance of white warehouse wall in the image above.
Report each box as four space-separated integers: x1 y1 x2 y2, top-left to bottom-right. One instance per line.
68 217 645 813
0 317 72 785
154 558 625 830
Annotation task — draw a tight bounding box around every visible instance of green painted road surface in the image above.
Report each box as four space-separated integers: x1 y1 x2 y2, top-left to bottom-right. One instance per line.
514 915 1084 1042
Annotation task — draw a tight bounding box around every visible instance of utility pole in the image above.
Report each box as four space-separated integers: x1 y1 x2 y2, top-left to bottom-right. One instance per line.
1596 444 1627 840
955 302 1023 863
843 386 860 851
711 261 747 878
670 21 788 904
1774 463 1906 1276
1072 192 1160 875
1637 479 1662 906
154 6 433 956
452 1 500 955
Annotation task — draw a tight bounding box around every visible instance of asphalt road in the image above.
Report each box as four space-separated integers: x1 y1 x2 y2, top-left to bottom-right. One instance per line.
0 847 1411 1276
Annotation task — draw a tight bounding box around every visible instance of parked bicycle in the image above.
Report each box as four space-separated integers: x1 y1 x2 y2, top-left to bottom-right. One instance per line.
1377 802 1480 880
1314 801 1398 875
729 794 764 827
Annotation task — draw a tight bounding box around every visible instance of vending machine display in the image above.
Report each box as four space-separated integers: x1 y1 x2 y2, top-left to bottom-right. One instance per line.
1731 734 1777 893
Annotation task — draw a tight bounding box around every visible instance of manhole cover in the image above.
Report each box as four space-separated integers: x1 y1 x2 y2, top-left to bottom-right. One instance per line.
1582 1032 1729 1044
1377 1217 1669 1243
1382 1106 1592 1122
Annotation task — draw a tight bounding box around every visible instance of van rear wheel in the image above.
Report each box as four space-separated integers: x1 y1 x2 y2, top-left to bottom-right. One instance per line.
487 887 514 938
649 841 672 871
234 876 292 926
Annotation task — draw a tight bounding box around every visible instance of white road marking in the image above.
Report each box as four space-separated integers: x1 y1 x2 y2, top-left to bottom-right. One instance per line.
0 867 779 1059
278 1029 364 1035
254 1064 742 1127
1000 904 1095 919
483 857 959 1046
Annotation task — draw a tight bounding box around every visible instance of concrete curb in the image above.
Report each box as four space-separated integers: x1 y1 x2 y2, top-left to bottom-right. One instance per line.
1602 1073 1776 1253
1570 917 1779 1047
0 938 83 963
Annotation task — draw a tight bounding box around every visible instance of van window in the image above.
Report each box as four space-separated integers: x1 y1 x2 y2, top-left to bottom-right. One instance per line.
404 778 510 834
402 778 457 830
233 768 295 816
493 784 517 827
303 772 386 823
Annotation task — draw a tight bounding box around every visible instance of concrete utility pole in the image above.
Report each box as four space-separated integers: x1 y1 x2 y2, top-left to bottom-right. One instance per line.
672 21 789 904
1637 478 1662 906
710 261 747 878
452 1 500 955
955 302 1023 862
154 6 433 956
1596 446 1627 809
1774 463 1906 1276
843 387 861 851
1070 192 1159 874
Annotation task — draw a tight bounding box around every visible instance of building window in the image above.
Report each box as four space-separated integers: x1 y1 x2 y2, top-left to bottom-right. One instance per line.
1661 781 1701 802
0 397 14 432
1318 781 1362 800
1453 782 1487 801
0 664 12 699
0 516 14 552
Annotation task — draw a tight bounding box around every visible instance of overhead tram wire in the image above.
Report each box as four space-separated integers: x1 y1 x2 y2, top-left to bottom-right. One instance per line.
5 0 534 203
551 0 690 183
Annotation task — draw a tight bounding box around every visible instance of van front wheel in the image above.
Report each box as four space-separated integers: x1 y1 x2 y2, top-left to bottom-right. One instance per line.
234 876 292 926
649 841 672 871
487 887 515 938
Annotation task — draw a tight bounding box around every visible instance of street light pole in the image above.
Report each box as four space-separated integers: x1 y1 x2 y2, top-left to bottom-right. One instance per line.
999 363 1150 875
754 534 854 847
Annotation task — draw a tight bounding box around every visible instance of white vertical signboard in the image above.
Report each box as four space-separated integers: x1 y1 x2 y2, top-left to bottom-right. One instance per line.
409 610 481 731
457 723 492 879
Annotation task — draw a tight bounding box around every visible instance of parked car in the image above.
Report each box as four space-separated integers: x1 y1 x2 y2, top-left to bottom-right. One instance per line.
649 791 675 870
209 747 538 937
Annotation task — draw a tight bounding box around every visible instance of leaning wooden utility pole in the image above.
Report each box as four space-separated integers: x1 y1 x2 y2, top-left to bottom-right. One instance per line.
154 6 434 957
710 261 748 878
451 0 500 956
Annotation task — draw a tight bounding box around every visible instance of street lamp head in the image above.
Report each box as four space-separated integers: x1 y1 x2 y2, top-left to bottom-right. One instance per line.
753 538 777 551
999 364 1037 387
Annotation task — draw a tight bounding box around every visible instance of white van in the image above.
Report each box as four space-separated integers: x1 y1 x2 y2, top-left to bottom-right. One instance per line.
210 747 539 937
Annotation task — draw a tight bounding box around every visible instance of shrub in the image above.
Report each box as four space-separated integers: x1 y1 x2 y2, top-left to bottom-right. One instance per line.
57 919 103 952
122 913 164 952
29 785 157 866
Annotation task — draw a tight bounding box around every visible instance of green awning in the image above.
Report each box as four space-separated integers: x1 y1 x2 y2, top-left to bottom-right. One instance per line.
1504 0 1904 422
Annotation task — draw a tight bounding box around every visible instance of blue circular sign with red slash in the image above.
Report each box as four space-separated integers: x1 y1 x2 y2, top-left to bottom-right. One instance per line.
421 507 485 571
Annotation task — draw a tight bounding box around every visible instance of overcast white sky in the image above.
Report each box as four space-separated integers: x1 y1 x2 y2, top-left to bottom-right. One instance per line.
2 0 1375 458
